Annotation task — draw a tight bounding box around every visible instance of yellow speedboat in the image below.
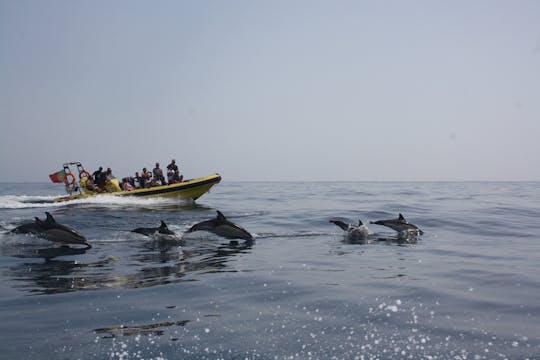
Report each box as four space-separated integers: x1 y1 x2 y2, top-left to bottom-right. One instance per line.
51 162 221 203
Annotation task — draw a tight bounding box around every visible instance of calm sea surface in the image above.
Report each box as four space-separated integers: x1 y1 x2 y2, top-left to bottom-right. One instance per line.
0 181 539 359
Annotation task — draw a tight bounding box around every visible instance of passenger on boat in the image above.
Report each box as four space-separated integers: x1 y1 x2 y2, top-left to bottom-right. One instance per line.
105 168 115 181
174 170 184 183
167 159 178 174
167 160 183 184
153 163 165 185
142 168 153 188
167 169 175 184
122 178 135 191
85 176 97 192
93 167 106 190
133 172 143 189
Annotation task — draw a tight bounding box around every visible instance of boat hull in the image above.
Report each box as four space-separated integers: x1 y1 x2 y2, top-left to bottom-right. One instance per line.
54 173 221 203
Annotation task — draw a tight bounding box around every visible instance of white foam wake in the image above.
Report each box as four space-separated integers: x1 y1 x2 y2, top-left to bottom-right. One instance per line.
0 193 190 209
0 195 57 209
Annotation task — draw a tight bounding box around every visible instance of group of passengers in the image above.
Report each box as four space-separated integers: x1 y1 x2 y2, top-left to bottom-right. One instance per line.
87 159 183 193
83 167 115 192
125 159 184 191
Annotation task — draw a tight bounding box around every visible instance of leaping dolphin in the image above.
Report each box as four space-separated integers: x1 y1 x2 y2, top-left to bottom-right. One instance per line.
10 212 91 248
132 221 177 237
370 213 423 237
330 219 375 244
186 211 254 241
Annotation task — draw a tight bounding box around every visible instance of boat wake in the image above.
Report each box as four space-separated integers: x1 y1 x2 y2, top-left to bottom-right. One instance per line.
62 194 185 207
0 195 57 209
0 194 193 209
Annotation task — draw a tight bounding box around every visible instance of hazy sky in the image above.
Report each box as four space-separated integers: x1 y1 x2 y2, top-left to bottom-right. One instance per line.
1 1 539 182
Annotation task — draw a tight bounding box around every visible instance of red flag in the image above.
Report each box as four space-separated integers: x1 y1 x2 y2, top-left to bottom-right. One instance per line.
49 170 66 183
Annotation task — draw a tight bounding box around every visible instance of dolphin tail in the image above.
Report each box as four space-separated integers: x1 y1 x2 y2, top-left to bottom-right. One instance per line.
330 220 349 231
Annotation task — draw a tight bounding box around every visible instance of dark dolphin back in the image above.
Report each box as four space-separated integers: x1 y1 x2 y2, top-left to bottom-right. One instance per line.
132 227 153 236
10 212 88 246
187 210 254 241
187 211 225 233
187 219 217 233
11 213 48 234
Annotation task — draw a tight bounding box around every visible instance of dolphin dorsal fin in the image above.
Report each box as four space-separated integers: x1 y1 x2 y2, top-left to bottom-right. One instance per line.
35 217 42 223
398 213 405 221
45 212 56 223
216 211 227 222
358 220 364 226
160 220 168 229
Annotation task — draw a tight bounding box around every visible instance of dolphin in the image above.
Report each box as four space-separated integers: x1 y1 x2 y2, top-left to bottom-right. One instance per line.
370 213 424 237
10 212 91 248
132 220 176 237
330 219 375 244
186 210 254 241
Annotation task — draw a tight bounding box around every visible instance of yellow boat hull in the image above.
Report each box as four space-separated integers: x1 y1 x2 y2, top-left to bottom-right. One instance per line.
54 173 221 203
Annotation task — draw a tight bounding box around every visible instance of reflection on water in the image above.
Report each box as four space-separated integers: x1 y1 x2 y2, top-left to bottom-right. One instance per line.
1 238 254 295
337 233 421 245
2 244 90 259
94 320 191 338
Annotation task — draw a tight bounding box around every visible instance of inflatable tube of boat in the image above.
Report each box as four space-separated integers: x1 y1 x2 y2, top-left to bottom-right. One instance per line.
105 178 121 192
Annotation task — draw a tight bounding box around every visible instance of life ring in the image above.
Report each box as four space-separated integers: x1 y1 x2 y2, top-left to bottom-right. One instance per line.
64 173 76 185
79 170 92 180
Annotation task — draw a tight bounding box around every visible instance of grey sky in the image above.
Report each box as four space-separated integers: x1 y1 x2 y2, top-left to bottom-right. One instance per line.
1 1 539 182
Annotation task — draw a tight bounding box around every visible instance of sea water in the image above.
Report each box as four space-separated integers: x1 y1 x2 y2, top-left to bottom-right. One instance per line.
0 181 539 359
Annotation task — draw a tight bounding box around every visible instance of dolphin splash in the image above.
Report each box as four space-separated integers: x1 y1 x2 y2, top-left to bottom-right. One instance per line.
330 218 375 244
186 210 254 241
132 220 177 237
10 212 91 248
